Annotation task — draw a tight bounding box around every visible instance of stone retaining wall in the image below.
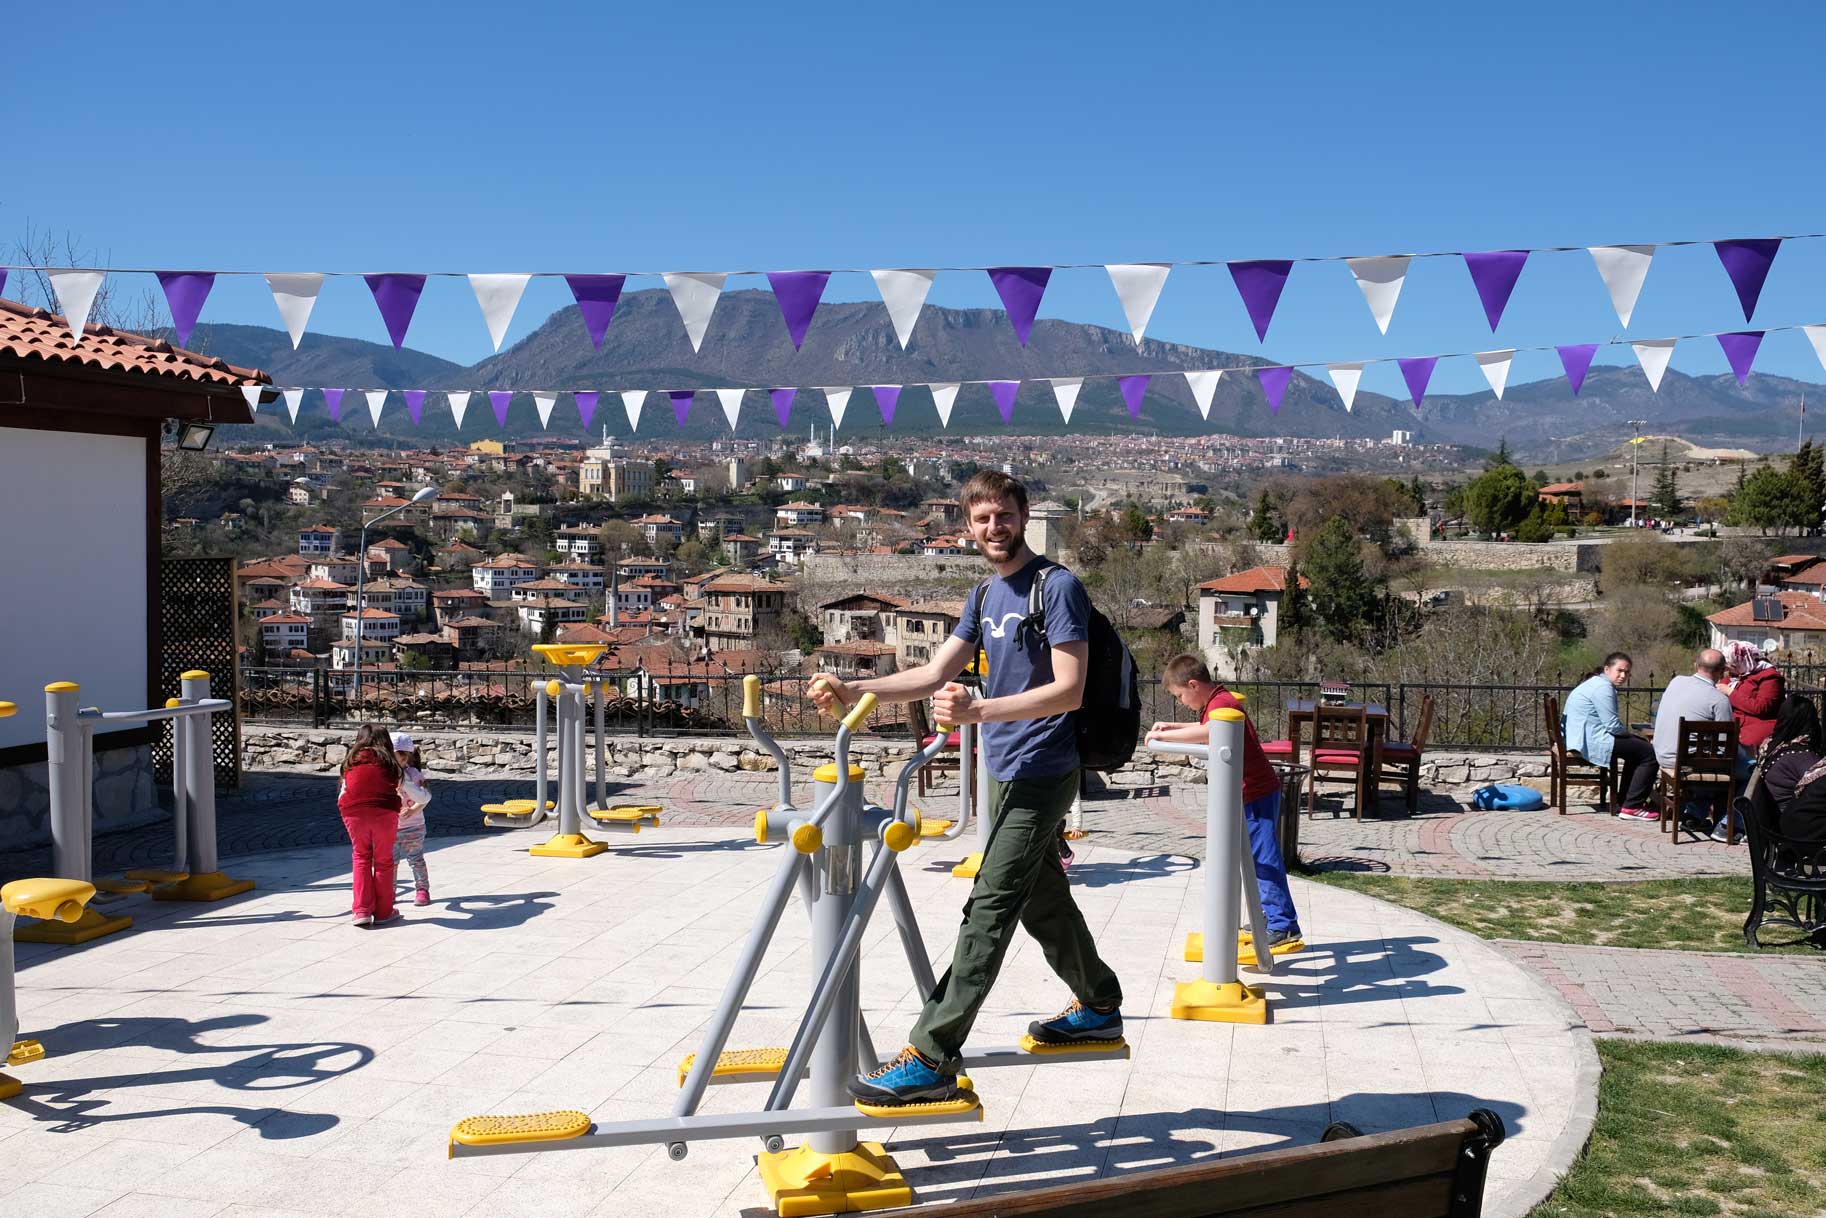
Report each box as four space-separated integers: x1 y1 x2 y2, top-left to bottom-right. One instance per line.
0 745 160 852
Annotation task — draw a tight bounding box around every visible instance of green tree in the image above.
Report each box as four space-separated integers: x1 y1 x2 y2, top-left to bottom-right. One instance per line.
1487 437 1514 469
1730 465 1811 534
1301 516 1380 644
1653 442 1681 519
1462 464 1538 536
1119 502 1154 542
1249 490 1281 541
1280 559 1311 636
1791 440 1825 531
1407 476 1427 513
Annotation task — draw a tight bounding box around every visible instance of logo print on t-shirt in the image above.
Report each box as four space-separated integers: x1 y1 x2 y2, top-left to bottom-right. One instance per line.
983 612 1026 640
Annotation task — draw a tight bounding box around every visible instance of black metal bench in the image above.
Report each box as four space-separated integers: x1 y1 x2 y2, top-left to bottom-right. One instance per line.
1738 795 1826 948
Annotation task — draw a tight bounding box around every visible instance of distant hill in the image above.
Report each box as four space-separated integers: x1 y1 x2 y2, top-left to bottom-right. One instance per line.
178 289 1820 460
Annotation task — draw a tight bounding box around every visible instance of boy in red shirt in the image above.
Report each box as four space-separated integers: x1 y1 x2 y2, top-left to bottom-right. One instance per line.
1147 654 1301 948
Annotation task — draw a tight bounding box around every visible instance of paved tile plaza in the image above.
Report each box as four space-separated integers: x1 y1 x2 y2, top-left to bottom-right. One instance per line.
2 824 1589 1218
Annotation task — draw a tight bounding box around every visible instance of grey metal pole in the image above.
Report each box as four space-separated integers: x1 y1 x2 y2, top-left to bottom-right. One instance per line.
881 864 939 999
808 767 861 1156
534 680 549 821
593 679 607 812
1237 810 1278 976
1203 713 1242 986
43 682 86 884
0 907 16 1060
181 672 218 876
170 707 190 874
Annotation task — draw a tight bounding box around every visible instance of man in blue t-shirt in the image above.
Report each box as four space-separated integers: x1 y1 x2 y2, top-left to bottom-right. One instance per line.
809 471 1123 1106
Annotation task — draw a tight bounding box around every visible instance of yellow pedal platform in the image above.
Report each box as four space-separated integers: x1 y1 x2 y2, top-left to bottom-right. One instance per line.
757 1141 911 1218
1017 1033 1130 1056
14 907 131 945
1170 979 1269 1024
676 1046 787 1086
588 804 661 825
852 1086 983 1121
950 851 983 879
123 869 189 885
93 878 151 895
153 872 256 903
8 1039 45 1066
1186 932 1305 965
0 1073 20 1101
486 799 556 814
915 817 953 839
448 1109 591 1154
528 833 608 858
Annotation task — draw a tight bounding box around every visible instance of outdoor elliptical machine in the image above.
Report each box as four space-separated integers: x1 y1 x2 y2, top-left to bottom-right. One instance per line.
449 675 1130 1216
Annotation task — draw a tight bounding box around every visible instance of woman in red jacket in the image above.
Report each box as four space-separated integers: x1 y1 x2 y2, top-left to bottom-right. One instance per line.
1723 641 1785 754
338 724 403 926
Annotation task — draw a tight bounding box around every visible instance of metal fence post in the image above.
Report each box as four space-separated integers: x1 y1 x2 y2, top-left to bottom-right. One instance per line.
42 682 86 884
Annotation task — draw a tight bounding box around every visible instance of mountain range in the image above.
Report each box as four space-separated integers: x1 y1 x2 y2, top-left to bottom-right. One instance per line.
178 288 1817 461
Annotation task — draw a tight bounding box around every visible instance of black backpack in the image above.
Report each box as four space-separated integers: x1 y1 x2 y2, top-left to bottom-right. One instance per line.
971 563 1141 772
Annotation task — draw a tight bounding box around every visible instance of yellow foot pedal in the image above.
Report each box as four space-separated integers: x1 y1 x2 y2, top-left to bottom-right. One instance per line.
915 817 953 839
152 872 255 902
0 1073 20 1101
93 878 151 895
676 1046 787 1086
8 1039 45 1066
1017 1033 1129 1056
589 805 661 825
1187 932 1306 964
123 869 189 885
1063 828 1089 840
448 1109 591 1156
950 851 983 879
852 1083 983 1121
758 1141 912 1218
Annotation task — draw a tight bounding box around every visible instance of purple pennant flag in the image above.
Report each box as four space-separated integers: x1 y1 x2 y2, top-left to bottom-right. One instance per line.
767 271 831 351
1256 366 1292 413
670 390 694 427
566 275 626 348
1398 357 1438 408
322 388 345 422
1556 344 1599 395
770 387 796 428
1118 375 1150 420
489 391 513 427
1227 261 1293 343
0 269 7 299
1714 239 1781 322
988 380 1020 424
986 267 1051 346
364 274 426 349
575 390 599 428
872 385 901 427
1462 250 1529 331
155 271 215 347
403 390 426 425
1717 330 1765 386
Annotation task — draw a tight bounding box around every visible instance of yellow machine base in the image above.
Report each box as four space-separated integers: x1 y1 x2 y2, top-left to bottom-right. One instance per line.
1170 979 1269 1024
1017 1033 1130 1057
756 1141 912 1218
123 869 189 885
676 1046 787 1086
152 872 255 903
1185 932 1305 965
0 1072 19 1101
448 1109 591 1155
588 805 661 826
14 907 131 945
9 1039 45 1066
950 852 983 879
92 877 151 895
852 1085 983 1122
528 833 609 858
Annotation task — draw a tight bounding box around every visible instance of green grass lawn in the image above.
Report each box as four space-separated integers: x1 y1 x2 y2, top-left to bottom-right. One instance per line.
1311 874 1821 955
1532 1040 1826 1218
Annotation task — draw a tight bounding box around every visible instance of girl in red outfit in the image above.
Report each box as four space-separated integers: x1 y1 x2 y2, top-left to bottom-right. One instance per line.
338 724 403 926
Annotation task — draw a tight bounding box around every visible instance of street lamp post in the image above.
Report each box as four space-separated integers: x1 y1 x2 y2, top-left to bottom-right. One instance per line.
353 485 438 714
1627 419 1647 528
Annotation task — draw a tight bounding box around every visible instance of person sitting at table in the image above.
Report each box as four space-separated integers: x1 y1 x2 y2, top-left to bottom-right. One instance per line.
1720 641 1785 768
1653 648 1735 839
1563 652 1657 819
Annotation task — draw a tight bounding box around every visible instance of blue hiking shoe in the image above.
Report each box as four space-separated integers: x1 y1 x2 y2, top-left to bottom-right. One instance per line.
847 1046 959 1105
1028 999 1124 1045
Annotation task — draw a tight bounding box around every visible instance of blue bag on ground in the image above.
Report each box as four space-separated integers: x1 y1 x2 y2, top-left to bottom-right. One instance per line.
1471 784 1546 811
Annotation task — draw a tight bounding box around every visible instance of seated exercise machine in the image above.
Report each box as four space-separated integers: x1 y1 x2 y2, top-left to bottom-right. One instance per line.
450 675 1129 1216
481 644 660 853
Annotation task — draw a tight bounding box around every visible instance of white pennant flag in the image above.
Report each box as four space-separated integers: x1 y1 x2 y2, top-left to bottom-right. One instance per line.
1326 363 1365 412
1344 256 1409 335
663 272 726 352
1803 326 1826 374
365 390 388 428
715 388 746 430
241 385 263 413
1183 370 1223 419
870 269 936 348
1588 245 1654 329
929 383 960 428
621 390 647 432
1049 378 1084 424
822 387 852 430
469 273 531 352
1475 349 1515 400
533 391 557 430
1631 338 1677 392
1105 263 1170 345
282 388 303 423
48 269 106 341
265 273 323 349
447 390 471 430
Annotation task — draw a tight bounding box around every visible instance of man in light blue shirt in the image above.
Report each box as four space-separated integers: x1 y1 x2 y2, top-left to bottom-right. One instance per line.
1564 652 1658 817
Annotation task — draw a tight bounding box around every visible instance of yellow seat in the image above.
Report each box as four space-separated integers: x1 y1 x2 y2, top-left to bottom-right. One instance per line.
676 1046 787 1086
448 1109 591 1154
1 878 96 922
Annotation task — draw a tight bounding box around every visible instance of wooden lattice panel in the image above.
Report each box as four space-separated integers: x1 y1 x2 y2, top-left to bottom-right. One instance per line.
153 557 241 789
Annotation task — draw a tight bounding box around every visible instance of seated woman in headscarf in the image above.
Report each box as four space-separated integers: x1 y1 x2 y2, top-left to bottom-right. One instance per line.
1754 694 1826 844
1722 641 1786 762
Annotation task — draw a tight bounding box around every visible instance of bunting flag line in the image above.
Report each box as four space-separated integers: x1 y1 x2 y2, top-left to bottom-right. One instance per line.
1050 377 1083 424
567 275 626 349
1804 325 1826 375
404 390 426 426
364 274 425 349
1345 256 1408 334
1228 260 1292 342
1714 238 1781 322
1588 245 1654 328
822 387 851 430
282 388 303 423
241 385 264 414
156 271 214 347
490 390 512 427
1463 250 1528 331
364 390 388 428
47 269 105 341
1326 363 1364 412
768 271 829 350
715 388 744 430
1117 374 1150 419
575 390 599 428
1106 263 1170 344
930 382 959 428
1632 339 1676 392
1183 370 1222 419
534 391 557 430
1475 349 1515 400
446 390 469 429
621 390 647 431
669 390 693 428
1257 366 1292 413
871 385 901 427
664 272 725 352
265 273 322 349
1717 331 1764 386
989 380 1019 424
870 269 934 348
769 388 794 428
987 267 1049 346
1398 357 1437 408
469 273 530 351
324 388 345 422
1557 343 1599 396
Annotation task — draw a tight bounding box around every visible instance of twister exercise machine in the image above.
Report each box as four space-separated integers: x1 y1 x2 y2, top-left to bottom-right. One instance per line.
450 675 1129 1216
481 643 660 854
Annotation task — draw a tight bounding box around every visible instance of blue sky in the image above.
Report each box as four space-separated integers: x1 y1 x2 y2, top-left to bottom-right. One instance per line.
9 1 1826 398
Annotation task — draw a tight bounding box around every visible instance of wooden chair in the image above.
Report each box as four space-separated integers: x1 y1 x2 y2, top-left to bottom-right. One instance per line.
1658 719 1739 843
1374 694 1435 814
907 698 960 799
1307 702 1372 820
1543 693 1610 815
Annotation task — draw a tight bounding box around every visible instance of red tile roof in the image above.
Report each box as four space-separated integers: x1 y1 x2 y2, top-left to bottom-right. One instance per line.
1708 591 1826 631
1198 565 1306 595
0 298 268 390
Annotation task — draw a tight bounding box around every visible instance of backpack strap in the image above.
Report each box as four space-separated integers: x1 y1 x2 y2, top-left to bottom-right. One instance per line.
966 578 992 685
1018 563 1058 648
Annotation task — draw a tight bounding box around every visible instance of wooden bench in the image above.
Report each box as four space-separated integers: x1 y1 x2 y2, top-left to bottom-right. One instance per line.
884 1109 1506 1217
1738 795 1826 948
